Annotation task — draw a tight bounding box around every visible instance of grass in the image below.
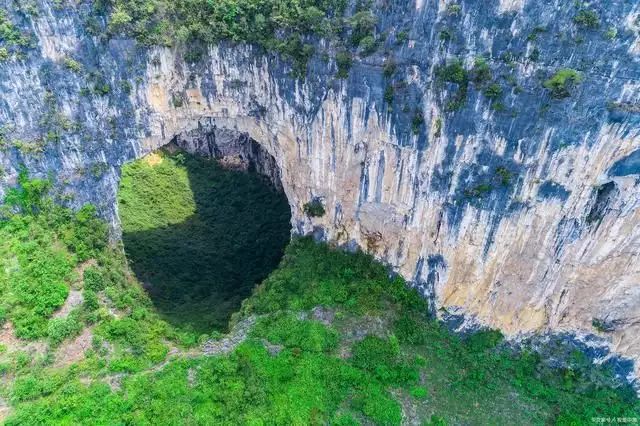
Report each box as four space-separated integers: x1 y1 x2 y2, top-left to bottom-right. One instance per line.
0 160 637 425
118 149 291 335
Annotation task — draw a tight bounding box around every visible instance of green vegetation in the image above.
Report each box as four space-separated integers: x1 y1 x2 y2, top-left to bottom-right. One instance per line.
382 58 396 78
437 59 469 111
0 9 31 61
412 109 425 134
0 157 637 424
97 0 376 76
303 198 326 217
471 57 492 85
118 149 291 334
483 82 503 100
384 84 394 104
544 69 583 99
574 9 600 29
464 183 493 198
495 166 512 186
335 50 352 78
62 57 83 73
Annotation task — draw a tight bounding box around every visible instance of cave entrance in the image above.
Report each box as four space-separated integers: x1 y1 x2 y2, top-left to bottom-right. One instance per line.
117 134 291 337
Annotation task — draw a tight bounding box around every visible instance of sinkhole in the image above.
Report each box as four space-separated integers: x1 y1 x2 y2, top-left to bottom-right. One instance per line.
116 142 291 335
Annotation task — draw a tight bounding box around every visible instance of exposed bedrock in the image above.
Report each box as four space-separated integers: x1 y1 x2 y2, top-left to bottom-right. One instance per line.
0 0 639 379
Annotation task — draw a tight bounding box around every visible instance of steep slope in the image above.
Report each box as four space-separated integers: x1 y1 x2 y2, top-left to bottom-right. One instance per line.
0 0 638 376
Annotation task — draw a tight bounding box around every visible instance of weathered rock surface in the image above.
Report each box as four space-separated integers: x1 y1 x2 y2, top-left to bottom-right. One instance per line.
0 0 639 379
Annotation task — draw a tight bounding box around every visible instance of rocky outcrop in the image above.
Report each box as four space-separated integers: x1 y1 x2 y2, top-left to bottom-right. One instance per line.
1 0 639 379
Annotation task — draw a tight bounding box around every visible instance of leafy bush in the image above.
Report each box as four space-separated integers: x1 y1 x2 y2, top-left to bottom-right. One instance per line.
471 57 491 84
410 386 428 399
438 59 467 85
303 198 326 217
483 83 502 100
394 313 427 345
252 313 338 353
574 9 600 28
543 69 583 98
83 267 106 291
412 109 425 134
62 57 83 73
335 51 352 78
47 311 83 345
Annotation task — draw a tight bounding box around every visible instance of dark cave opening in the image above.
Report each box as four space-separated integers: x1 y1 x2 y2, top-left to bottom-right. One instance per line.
117 144 291 336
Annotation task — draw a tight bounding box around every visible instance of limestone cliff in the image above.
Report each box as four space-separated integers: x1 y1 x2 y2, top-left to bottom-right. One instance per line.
0 0 639 380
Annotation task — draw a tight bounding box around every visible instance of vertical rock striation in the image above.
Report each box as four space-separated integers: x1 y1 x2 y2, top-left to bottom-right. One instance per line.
0 0 639 379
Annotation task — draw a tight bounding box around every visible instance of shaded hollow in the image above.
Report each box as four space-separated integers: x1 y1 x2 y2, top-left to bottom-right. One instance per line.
117 144 291 335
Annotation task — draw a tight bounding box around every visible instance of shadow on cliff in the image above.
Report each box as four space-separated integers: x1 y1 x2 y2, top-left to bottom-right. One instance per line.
121 151 291 335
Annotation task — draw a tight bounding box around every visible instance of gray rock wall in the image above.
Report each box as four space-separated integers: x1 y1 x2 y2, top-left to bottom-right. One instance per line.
0 0 639 378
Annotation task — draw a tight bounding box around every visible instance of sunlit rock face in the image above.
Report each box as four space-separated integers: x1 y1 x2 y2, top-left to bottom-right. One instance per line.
1 0 639 379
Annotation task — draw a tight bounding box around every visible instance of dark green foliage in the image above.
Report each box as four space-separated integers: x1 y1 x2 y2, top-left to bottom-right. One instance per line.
349 10 377 47
574 9 600 29
1 164 638 426
119 150 291 334
395 30 408 44
438 59 467 85
382 58 396 78
252 313 338 353
47 310 83 345
83 267 105 291
239 237 427 318
544 69 583 99
471 57 491 85
394 312 427 345
335 50 352 78
99 0 370 77
0 9 32 61
384 84 394 104
495 166 512 186
58 205 107 261
412 109 425 134
439 29 452 41
303 198 326 217
464 183 493 198
437 59 469 111
483 83 502 100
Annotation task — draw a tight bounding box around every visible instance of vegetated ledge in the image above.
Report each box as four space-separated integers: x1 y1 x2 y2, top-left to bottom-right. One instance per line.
0 174 637 424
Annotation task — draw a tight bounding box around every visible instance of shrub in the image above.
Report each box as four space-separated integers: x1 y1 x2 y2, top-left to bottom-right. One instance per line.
464 183 492 198
336 51 352 79
410 386 428 399
303 199 326 217
412 110 425 134
351 335 399 372
83 289 99 312
438 60 467 85
439 29 452 41
47 312 83 345
394 313 426 345
83 266 106 292
252 313 338 353
63 57 83 73
384 85 394 104
394 30 408 45
358 35 377 56
483 83 502 100
495 167 512 186
382 58 396 78
543 69 583 98
447 4 461 15
471 57 491 84
574 9 600 28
